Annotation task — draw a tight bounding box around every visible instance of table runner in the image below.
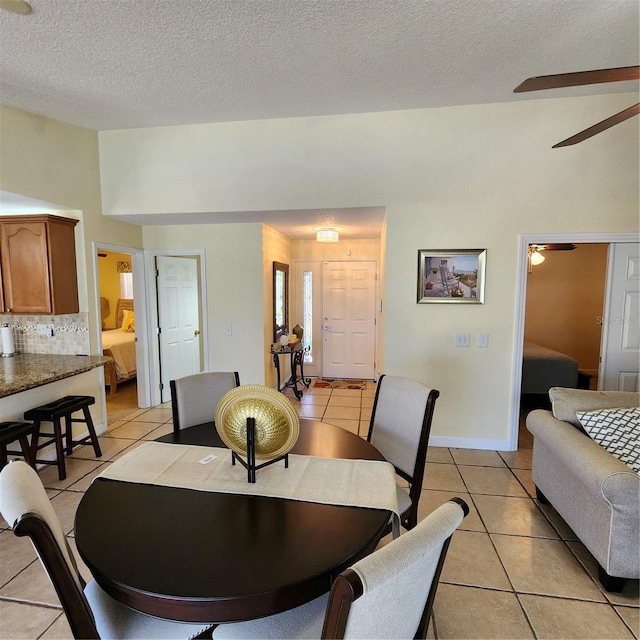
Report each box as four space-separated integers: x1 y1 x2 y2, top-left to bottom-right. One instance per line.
97 441 401 536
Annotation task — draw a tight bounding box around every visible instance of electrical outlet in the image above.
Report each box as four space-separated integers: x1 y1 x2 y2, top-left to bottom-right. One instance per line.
455 333 470 347
37 323 47 335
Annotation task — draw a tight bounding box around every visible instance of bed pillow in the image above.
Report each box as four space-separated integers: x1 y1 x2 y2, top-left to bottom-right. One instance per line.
576 407 640 473
120 309 135 333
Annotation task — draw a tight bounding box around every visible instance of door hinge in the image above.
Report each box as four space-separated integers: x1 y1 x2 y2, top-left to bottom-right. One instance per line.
154 269 160 277
159 383 164 391
156 327 161 334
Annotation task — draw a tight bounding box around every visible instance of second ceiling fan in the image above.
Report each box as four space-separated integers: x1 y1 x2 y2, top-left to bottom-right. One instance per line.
514 66 640 148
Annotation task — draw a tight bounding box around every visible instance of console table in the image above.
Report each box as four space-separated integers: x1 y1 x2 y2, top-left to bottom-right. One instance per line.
271 340 310 399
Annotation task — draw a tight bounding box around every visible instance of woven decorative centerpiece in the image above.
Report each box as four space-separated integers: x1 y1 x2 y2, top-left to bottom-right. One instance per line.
215 385 300 481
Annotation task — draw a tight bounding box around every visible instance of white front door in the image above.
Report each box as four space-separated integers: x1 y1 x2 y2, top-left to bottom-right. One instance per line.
322 261 376 379
599 242 640 391
156 256 201 402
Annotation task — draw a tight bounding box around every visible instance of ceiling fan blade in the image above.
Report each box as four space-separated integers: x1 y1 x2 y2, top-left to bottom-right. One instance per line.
552 103 640 148
514 66 640 92
542 244 577 251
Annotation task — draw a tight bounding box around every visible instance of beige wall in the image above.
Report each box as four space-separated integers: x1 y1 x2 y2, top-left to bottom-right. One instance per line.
291 237 383 378
524 244 608 373
142 223 265 386
99 93 639 448
0 105 144 354
3 93 637 449
291 238 381 261
263 225 292 387
0 105 144 430
98 251 132 329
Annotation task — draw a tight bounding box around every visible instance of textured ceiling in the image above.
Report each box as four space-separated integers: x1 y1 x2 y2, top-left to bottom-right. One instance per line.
1 0 638 131
0 0 638 237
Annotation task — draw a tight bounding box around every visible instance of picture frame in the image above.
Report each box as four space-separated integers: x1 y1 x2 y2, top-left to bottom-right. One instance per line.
417 249 486 304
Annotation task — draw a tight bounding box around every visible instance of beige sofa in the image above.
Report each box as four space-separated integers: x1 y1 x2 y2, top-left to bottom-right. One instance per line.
526 388 640 592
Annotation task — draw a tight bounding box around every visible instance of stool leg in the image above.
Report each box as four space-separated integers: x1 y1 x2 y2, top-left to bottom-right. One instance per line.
53 417 67 481
83 406 102 457
64 413 74 456
0 445 7 470
18 436 35 468
29 420 42 461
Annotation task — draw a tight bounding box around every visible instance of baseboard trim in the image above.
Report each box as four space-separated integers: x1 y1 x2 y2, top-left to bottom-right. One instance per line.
430 435 514 452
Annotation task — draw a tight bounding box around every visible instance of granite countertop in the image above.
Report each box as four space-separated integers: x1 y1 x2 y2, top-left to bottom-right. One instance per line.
0 353 113 398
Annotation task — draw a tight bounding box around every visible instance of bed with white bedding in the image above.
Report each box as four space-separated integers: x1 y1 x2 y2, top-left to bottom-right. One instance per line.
102 298 136 395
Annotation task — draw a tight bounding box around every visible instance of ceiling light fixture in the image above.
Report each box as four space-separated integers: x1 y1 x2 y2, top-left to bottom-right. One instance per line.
316 229 339 243
530 249 545 266
528 245 545 272
0 0 32 14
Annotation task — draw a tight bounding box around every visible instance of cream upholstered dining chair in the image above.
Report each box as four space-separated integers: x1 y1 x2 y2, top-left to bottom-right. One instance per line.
213 498 468 640
0 461 215 640
170 371 240 433
367 374 439 531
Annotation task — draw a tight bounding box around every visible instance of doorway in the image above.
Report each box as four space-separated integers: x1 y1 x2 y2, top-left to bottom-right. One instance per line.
322 261 377 379
145 249 207 406
94 244 145 422
293 259 377 380
156 255 203 403
511 233 639 450
519 243 607 445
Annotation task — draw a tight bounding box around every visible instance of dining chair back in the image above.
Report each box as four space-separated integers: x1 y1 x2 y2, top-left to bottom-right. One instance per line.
171 371 240 432
213 497 468 640
367 374 439 530
0 460 214 640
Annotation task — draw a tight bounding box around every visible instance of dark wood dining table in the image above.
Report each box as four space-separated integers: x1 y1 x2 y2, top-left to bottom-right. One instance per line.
74 419 390 624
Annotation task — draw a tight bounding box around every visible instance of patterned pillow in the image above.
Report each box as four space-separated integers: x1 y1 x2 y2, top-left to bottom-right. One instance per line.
576 407 640 473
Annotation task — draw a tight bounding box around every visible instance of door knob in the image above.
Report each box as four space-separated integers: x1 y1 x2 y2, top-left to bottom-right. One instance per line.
194 330 200 336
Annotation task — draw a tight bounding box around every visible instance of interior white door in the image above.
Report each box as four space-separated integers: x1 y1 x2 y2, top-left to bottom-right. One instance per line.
322 261 376 379
156 256 201 402
599 242 640 391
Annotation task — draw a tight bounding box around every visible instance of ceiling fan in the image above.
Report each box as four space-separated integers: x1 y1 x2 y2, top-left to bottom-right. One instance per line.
527 243 577 270
514 66 640 148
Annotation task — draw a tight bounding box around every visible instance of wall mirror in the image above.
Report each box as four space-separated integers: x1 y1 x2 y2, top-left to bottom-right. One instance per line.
273 261 289 342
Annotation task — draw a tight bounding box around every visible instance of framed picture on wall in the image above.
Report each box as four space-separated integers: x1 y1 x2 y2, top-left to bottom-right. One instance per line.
417 249 486 304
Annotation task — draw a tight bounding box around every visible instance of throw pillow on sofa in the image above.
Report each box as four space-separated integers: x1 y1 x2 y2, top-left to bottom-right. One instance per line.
576 407 640 473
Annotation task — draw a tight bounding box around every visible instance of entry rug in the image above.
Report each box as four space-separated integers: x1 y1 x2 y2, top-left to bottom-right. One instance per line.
312 379 368 390
97 441 401 537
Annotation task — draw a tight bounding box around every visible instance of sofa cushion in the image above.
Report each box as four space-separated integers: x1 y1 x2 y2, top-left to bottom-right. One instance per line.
576 407 640 473
549 388 640 429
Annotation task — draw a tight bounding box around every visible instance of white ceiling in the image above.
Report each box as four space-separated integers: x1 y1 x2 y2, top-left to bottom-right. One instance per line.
1 0 638 238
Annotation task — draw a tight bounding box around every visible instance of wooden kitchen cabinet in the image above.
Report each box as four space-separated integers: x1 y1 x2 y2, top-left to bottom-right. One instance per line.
0 215 79 314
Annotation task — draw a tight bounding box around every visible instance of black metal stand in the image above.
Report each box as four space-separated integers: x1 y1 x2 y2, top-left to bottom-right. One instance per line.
231 417 289 483
271 343 311 400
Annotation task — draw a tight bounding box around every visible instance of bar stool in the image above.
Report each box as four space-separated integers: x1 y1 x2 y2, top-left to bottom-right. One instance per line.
24 396 102 481
0 421 36 470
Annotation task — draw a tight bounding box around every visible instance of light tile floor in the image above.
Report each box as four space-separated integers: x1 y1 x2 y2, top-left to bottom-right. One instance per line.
1 382 638 639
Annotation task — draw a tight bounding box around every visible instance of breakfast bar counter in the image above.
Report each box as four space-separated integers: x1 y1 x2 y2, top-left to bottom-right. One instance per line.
0 354 112 399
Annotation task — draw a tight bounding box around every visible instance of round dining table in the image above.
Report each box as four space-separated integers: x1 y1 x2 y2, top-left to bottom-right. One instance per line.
74 419 390 624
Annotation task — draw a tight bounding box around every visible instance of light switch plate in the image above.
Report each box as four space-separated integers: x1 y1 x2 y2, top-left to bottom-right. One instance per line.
455 333 470 347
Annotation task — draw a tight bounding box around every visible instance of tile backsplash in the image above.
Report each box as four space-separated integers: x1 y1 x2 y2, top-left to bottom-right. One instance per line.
0 313 90 355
